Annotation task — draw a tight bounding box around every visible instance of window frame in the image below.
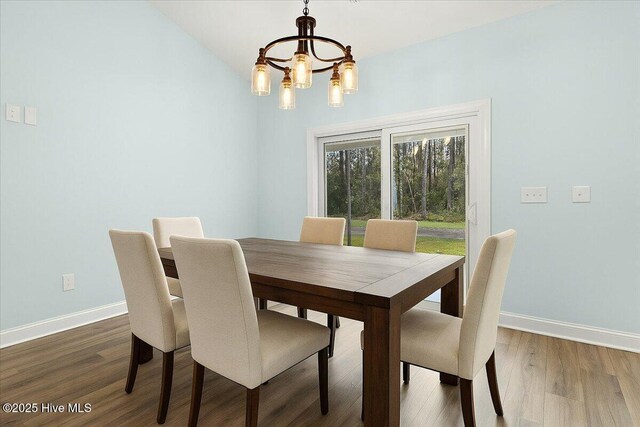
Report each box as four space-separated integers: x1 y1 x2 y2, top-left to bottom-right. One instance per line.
307 99 492 298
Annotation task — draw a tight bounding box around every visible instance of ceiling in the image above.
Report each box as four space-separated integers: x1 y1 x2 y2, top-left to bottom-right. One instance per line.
150 0 555 79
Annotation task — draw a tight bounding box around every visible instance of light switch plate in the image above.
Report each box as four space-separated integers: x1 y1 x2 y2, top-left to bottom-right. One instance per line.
5 104 21 123
24 107 37 126
521 186 547 203
572 186 591 203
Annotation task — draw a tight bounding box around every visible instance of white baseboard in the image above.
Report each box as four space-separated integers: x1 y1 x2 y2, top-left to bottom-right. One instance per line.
498 311 639 353
416 301 639 353
0 301 128 349
2 300 638 353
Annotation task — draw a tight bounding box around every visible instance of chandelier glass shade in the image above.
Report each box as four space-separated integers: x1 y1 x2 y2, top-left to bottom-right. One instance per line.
251 0 358 109
279 68 295 110
251 63 270 96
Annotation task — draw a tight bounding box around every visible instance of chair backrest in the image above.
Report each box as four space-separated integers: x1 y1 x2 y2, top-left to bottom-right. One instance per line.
152 217 204 248
109 230 177 352
170 236 262 389
459 229 516 379
299 216 346 245
363 219 418 252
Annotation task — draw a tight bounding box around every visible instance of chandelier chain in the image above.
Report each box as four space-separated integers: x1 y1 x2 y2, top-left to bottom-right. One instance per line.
303 0 309 16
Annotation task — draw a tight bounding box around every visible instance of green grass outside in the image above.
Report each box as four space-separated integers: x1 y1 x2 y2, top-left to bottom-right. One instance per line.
349 219 465 229
346 235 466 256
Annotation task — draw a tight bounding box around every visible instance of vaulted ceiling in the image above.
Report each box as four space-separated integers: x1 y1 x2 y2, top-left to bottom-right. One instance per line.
151 1 555 79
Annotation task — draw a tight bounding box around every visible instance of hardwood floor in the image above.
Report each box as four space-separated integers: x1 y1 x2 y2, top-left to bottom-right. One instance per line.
1 305 638 426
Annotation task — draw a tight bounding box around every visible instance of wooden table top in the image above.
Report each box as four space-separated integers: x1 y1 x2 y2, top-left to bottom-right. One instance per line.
159 237 464 309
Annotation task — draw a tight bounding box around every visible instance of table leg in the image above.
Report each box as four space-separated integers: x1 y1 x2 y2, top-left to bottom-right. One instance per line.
440 265 464 385
363 304 401 427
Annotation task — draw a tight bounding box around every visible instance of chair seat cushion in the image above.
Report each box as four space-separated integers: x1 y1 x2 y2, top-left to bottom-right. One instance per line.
167 277 183 298
401 308 461 376
171 299 190 349
258 310 330 382
359 308 461 376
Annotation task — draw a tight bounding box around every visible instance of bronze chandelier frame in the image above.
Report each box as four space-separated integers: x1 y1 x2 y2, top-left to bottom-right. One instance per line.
254 1 355 74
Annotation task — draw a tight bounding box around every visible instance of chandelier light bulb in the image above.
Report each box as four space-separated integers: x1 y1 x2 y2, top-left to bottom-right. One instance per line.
292 53 312 89
279 68 296 110
328 64 344 107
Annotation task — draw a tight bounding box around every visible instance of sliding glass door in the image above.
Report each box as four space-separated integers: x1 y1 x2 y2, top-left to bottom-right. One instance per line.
322 133 381 245
313 103 490 304
390 126 468 302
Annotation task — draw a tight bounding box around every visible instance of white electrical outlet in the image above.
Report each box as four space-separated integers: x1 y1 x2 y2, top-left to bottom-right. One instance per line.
5 104 21 123
521 186 547 203
63 273 75 291
572 186 591 203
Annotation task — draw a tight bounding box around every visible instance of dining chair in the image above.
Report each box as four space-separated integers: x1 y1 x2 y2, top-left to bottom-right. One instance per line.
299 216 346 245
363 218 418 252
109 230 190 424
170 236 331 427
298 216 346 357
257 216 345 356
360 229 517 426
152 217 204 298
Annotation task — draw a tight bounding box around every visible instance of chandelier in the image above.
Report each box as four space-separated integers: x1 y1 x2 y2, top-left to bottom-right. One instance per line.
251 0 359 109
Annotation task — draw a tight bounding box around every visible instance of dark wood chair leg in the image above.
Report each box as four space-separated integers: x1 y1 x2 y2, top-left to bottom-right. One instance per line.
486 351 504 416
125 334 141 393
327 315 337 358
361 351 365 421
246 386 260 427
318 347 329 415
297 307 308 319
188 362 205 427
157 351 174 424
259 298 267 310
403 362 411 384
336 316 341 328
139 339 154 364
460 378 476 427
440 372 459 385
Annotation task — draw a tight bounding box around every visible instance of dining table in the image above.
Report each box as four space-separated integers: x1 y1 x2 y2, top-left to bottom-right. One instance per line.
158 237 464 427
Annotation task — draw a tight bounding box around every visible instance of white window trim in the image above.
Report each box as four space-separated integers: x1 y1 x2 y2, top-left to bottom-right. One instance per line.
307 99 491 293
308 99 490 226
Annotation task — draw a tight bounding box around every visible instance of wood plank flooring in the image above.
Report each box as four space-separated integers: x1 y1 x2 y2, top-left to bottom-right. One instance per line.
1 305 638 426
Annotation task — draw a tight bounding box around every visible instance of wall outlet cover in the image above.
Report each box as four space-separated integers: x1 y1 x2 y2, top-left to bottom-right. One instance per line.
63 273 75 291
5 104 21 123
521 186 548 203
572 186 591 203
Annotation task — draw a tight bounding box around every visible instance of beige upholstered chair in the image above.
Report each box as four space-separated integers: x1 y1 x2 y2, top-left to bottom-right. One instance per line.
170 236 330 427
109 230 190 424
152 217 204 298
298 216 346 357
258 216 345 356
299 216 346 245
360 229 516 426
152 217 204 248
363 219 418 252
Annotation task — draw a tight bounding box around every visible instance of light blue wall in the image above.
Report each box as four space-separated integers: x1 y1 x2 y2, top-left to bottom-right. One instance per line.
2 1 638 335
257 1 640 333
0 1 258 329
